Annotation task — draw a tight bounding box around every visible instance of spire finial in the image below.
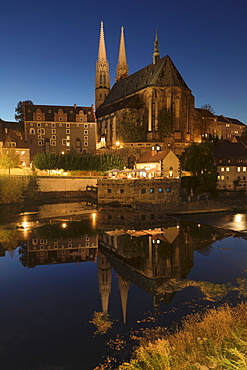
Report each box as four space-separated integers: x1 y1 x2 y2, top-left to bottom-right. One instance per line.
153 29 160 65
116 26 129 82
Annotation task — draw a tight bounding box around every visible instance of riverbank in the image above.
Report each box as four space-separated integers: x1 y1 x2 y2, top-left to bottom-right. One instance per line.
118 302 247 370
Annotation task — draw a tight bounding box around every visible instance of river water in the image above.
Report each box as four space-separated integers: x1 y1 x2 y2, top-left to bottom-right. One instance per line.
1 202 247 370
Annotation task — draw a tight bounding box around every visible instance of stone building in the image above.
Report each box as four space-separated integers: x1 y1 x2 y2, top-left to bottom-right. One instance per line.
95 23 246 153
24 103 97 160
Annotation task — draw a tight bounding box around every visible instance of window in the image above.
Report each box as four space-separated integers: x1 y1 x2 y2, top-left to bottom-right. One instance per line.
150 188 154 194
84 124 88 129
141 214 146 220
221 175 225 180
51 123 56 128
50 140 56 146
221 168 224 172
237 167 241 172
141 188 146 194
107 189 112 193
244 167 246 172
38 140 44 146
150 214 155 220
66 129 70 134
30 128 35 135
52 129 56 134
52 135 56 140
108 215 112 220
84 136 88 141
227 159 231 163
37 123 41 127
84 142 88 146
166 188 171 193
120 215 125 220
84 130 88 135
120 189 124 193
226 167 230 171
62 139 67 146
66 123 70 128
158 188 163 193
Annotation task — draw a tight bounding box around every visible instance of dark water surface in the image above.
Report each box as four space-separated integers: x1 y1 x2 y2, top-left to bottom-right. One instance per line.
1 204 247 370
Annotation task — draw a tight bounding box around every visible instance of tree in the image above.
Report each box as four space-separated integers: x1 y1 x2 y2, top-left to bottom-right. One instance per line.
15 100 33 123
180 142 218 195
200 104 215 114
118 111 145 142
0 149 21 174
158 108 173 139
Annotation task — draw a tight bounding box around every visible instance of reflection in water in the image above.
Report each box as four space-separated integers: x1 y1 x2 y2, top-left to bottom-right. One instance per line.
16 209 234 324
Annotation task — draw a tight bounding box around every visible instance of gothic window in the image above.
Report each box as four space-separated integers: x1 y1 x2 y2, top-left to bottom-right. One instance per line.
29 128 35 135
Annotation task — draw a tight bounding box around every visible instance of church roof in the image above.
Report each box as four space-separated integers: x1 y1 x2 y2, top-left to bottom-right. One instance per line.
97 55 189 115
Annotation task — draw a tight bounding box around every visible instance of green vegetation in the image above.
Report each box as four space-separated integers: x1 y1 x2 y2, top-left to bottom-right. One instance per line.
158 108 173 139
119 302 247 370
0 149 21 174
180 142 218 196
119 111 145 142
15 100 33 123
0 175 39 204
90 311 113 335
33 152 124 172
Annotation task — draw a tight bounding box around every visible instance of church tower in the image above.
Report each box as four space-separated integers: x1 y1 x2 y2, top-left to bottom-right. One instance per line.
116 27 129 82
153 30 160 65
95 22 110 109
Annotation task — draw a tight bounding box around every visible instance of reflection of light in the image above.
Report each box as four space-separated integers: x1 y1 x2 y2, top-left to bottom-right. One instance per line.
91 212 97 229
61 223 67 228
235 214 243 223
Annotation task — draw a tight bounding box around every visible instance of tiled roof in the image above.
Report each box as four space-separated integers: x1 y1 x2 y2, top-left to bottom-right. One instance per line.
97 55 189 117
136 150 170 163
214 142 247 159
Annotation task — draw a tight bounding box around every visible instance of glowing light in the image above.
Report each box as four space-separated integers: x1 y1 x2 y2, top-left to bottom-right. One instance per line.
198 224 201 227
91 212 97 229
61 223 67 228
235 214 242 223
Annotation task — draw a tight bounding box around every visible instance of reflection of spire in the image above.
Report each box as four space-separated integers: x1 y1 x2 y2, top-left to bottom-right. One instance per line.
118 274 130 323
97 251 112 312
116 26 129 82
153 29 160 65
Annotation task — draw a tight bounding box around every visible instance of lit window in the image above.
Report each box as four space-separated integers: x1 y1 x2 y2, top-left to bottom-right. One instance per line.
150 188 154 194
221 168 224 172
237 167 241 172
221 175 225 180
62 139 67 146
243 167 246 172
158 188 163 193
226 167 229 171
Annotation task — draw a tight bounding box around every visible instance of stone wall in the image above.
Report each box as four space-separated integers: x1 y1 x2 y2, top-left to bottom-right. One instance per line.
37 176 98 192
97 178 180 207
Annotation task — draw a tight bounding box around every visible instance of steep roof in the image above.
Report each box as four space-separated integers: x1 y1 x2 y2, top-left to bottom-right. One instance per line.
136 150 170 164
97 55 190 114
214 142 247 159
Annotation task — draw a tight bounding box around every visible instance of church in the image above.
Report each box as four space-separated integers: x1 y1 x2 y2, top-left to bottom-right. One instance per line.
95 23 246 152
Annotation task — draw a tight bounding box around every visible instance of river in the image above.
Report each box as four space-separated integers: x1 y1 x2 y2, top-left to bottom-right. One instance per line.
1 202 247 370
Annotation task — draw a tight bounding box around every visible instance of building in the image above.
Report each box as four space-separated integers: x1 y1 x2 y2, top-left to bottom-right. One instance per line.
214 141 247 190
135 146 180 178
95 23 246 153
24 104 97 160
0 119 30 167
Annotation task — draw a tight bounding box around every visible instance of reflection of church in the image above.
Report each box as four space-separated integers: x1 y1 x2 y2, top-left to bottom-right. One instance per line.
97 224 194 322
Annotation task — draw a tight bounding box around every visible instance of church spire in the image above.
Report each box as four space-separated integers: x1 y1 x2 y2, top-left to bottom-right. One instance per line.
153 30 160 65
95 21 110 109
116 26 129 82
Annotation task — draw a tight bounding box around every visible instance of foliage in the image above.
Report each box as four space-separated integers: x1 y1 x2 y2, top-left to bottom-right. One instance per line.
0 227 20 250
194 108 214 138
0 175 38 204
119 302 247 370
201 104 215 114
15 100 33 123
33 219 96 240
158 108 173 140
0 149 21 174
118 111 145 142
90 311 113 335
180 142 218 195
33 152 124 172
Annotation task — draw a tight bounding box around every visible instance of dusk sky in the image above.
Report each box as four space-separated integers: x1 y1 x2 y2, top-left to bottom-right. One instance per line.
1 0 247 123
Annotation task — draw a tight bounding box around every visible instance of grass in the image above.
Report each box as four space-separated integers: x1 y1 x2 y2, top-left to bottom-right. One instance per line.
119 302 247 370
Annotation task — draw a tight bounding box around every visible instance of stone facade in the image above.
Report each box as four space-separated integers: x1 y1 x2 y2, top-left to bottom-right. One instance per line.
97 178 180 208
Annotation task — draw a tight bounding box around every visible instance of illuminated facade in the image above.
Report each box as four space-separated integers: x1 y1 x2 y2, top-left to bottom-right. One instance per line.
24 104 97 159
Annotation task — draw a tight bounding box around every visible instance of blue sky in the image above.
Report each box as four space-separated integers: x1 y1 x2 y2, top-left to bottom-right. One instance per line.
1 0 247 123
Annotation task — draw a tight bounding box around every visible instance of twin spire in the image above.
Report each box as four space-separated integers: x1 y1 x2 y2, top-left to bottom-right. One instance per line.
95 22 160 109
